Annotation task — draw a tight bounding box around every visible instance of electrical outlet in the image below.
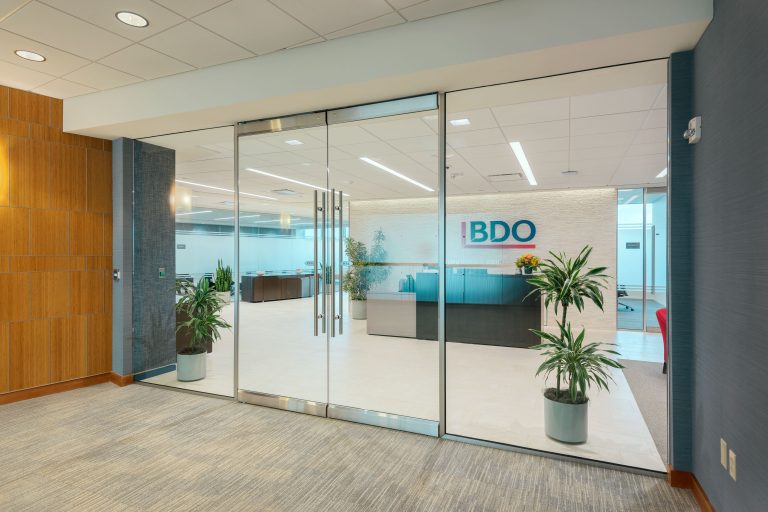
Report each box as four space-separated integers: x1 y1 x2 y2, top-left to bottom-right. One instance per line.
728 450 737 481
721 439 728 469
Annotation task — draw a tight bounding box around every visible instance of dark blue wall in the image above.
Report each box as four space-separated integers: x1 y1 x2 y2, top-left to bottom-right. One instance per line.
689 0 768 509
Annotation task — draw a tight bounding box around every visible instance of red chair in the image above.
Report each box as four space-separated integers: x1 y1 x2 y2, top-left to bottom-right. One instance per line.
656 308 668 374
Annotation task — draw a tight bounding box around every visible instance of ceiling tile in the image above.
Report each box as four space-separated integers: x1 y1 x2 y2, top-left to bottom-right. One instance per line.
0 2 131 60
501 120 570 142
387 0 424 9
99 44 194 80
399 0 498 21
325 12 404 40
652 85 667 110
32 78 96 98
152 0 230 18
571 111 647 136
446 108 497 131
570 84 663 118
64 62 142 90
0 58 55 89
40 0 184 41
0 0 28 19
642 108 667 129
194 0 318 55
142 22 253 68
626 142 667 156
361 117 434 140
572 131 635 150
273 0 393 35
633 127 667 145
447 128 506 149
0 28 90 75
491 98 570 126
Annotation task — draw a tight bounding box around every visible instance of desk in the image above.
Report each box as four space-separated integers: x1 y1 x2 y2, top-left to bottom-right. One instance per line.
241 274 315 302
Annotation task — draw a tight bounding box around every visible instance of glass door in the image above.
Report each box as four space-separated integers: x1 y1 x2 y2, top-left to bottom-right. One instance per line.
644 187 667 332
236 113 329 413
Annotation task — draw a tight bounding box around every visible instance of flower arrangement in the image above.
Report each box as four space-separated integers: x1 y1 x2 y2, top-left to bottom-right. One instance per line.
516 253 540 273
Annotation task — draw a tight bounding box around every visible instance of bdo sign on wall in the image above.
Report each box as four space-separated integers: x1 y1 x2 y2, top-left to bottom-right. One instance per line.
461 220 536 249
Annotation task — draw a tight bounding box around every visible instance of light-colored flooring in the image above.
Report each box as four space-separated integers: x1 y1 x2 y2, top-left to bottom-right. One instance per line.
0 384 696 512
145 298 666 471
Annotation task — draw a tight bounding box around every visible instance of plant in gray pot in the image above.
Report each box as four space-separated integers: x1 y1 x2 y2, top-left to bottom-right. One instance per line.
527 246 623 443
214 259 233 305
343 229 389 320
175 277 231 382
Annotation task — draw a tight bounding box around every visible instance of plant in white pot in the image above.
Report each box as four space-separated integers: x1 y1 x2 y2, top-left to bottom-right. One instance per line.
214 259 233 305
343 229 389 320
526 246 623 443
175 277 231 382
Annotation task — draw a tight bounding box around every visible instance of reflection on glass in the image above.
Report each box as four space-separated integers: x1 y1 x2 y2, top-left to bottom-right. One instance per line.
617 188 645 330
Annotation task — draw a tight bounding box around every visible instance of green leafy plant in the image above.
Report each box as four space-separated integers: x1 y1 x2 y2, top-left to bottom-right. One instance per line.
176 278 231 355
526 246 622 403
214 259 233 293
343 229 390 301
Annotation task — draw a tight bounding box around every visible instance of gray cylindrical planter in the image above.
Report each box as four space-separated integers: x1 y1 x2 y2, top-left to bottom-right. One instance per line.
350 300 367 320
177 352 206 381
544 395 588 443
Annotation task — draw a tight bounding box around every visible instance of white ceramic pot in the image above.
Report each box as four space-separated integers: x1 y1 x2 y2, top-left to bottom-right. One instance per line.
543 393 588 443
216 291 231 305
177 352 206 381
350 300 367 320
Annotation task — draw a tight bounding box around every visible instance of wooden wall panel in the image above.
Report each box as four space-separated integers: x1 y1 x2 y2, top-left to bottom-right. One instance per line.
0 322 8 393
30 210 69 255
0 87 112 396
31 271 70 318
87 314 111 376
51 316 86 382
9 319 50 391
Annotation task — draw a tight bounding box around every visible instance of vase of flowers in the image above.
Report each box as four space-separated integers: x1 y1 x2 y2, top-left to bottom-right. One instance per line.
516 253 540 274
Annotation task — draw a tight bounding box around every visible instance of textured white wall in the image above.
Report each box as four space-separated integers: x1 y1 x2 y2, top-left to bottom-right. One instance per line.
351 188 617 330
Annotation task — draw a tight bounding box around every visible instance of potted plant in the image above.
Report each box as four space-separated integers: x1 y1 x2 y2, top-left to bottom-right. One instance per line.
175 277 231 381
214 259 233 305
343 229 389 320
516 253 540 274
526 246 623 443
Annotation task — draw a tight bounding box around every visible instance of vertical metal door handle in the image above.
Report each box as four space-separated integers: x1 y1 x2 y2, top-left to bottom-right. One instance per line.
338 191 343 335
330 189 336 337
313 190 319 337
321 192 327 334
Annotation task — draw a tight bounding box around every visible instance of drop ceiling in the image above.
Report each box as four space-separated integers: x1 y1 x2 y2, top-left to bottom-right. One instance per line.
0 0 499 98
157 61 668 226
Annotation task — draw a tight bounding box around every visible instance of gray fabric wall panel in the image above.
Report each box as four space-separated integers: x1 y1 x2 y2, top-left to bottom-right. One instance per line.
690 0 768 510
112 139 134 376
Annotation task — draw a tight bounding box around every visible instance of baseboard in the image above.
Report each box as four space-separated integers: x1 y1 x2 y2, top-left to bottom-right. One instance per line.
667 465 715 511
0 373 112 405
109 373 134 387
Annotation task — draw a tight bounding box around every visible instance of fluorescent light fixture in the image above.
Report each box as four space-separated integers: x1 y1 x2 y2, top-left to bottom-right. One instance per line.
245 169 350 197
625 194 639 204
176 210 212 216
509 142 537 186
656 167 668 178
450 118 471 126
285 139 303 146
359 157 434 192
175 179 277 201
15 50 45 62
214 214 261 221
116 11 149 27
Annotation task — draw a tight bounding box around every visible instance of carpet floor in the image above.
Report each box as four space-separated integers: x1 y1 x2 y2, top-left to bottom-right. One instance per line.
618 299 664 330
620 360 669 465
0 383 696 512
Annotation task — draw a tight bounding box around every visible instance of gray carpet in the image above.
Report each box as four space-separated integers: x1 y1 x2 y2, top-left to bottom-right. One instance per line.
0 383 695 512
618 299 663 330
621 360 669 464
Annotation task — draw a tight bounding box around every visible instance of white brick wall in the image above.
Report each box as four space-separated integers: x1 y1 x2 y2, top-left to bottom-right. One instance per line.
350 188 617 330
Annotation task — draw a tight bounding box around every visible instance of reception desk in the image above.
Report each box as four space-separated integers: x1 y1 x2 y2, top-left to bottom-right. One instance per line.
241 274 314 302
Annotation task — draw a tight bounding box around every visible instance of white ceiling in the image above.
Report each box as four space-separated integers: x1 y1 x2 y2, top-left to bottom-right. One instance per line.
157 61 668 225
0 0 498 98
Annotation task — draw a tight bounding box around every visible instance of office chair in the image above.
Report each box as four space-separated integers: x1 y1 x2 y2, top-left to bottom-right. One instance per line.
656 308 668 374
617 286 634 311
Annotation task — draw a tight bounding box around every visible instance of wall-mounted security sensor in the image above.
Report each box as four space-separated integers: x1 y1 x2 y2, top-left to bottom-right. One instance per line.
683 116 702 144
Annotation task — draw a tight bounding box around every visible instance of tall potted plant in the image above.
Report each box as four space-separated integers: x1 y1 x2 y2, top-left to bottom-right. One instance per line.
175 277 231 381
343 229 389 320
526 246 623 443
214 259 233 305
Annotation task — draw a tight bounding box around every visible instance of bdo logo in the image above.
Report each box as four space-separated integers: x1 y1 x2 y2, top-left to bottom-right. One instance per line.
461 220 536 249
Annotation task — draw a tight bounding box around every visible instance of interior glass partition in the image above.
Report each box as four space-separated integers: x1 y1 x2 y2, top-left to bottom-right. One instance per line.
444 61 669 472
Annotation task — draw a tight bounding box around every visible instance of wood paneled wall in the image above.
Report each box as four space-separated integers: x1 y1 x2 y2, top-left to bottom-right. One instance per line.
0 86 112 394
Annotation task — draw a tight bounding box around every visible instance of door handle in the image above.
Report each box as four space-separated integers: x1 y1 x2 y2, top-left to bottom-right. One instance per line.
331 189 336 337
337 191 343 335
321 191 327 335
313 190 319 337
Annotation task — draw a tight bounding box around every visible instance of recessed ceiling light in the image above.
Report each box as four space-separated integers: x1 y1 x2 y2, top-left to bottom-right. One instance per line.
656 167 668 178
285 139 303 146
15 50 45 62
176 210 212 216
450 118 471 126
245 168 350 196
175 179 277 201
116 11 149 27
360 157 434 192
509 142 537 186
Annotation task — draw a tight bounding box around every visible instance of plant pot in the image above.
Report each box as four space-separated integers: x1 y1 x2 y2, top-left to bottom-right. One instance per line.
524 266 534 274
177 351 206 381
543 394 588 443
350 299 367 320
216 291 231 305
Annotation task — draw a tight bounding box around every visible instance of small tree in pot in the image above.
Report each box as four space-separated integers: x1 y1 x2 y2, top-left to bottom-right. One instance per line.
176 277 231 381
526 246 623 443
343 229 389 320
214 259 233 305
